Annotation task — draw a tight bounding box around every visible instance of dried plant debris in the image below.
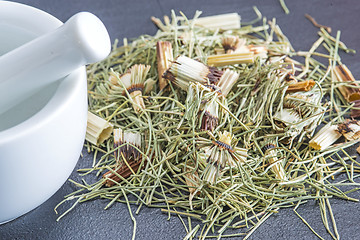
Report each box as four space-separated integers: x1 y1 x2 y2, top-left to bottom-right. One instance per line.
262 143 287 181
156 41 173 90
305 13 332 33
333 64 360 102
337 119 360 141
58 9 360 240
357 144 360 155
351 100 360 118
286 79 315 92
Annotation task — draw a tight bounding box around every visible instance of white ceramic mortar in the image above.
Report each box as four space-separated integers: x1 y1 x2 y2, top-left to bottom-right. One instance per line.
0 2 87 223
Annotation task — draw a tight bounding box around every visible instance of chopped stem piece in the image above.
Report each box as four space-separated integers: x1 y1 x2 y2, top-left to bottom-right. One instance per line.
216 69 240 96
129 90 145 113
262 143 287 181
248 45 268 59
192 13 241 30
207 52 254 67
184 164 200 195
86 111 113 146
333 64 360 102
309 123 342 150
156 41 174 90
286 79 315 93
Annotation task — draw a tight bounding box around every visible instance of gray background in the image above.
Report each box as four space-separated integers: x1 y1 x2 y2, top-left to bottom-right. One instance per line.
1 0 360 239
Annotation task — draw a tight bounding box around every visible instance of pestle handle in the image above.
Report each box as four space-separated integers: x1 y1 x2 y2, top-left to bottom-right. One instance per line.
0 12 111 116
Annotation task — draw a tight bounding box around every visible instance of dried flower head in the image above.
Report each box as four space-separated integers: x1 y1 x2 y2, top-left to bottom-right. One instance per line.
163 56 223 90
184 82 222 132
221 36 246 53
283 90 322 118
103 159 145 187
273 108 303 131
201 131 247 184
103 128 143 187
110 64 151 112
200 100 219 131
274 90 324 142
113 128 142 163
183 162 200 205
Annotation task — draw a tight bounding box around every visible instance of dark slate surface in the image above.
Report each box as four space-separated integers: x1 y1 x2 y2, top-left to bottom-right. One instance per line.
1 0 360 239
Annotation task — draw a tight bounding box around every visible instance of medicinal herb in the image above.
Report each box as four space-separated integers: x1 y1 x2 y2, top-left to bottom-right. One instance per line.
56 9 359 240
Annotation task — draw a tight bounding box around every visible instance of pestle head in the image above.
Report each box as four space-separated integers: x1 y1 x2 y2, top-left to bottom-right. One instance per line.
66 12 111 64
0 12 111 116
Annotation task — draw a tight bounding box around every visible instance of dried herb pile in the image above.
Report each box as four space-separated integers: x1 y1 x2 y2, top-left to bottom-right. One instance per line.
56 10 360 240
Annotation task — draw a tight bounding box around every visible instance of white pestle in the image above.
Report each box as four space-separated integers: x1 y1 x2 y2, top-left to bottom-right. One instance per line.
0 12 111 116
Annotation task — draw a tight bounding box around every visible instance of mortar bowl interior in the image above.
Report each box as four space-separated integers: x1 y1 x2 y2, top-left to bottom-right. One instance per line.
0 1 87 224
